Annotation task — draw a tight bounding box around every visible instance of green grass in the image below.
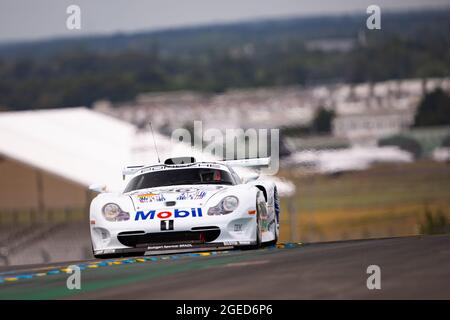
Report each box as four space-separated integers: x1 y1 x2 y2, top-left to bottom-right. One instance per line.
278 161 450 242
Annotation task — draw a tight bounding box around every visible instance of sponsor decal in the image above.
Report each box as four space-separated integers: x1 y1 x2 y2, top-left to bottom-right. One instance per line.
137 193 166 203
146 244 194 250
177 190 207 201
160 220 174 231
223 241 239 245
135 188 208 203
135 208 203 220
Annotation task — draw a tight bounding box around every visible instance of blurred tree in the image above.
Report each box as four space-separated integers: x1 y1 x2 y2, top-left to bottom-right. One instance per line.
442 135 450 147
414 88 450 127
0 10 449 110
311 107 335 134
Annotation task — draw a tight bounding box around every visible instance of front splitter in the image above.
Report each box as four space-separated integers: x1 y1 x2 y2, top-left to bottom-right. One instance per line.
94 241 256 256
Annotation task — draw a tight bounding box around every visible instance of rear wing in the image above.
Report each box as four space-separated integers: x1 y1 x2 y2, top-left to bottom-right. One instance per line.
122 165 144 180
122 157 271 180
220 157 271 168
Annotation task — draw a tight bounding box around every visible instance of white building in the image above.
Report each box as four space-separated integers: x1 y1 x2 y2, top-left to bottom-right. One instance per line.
95 77 450 147
332 110 416 144
332 78 450 144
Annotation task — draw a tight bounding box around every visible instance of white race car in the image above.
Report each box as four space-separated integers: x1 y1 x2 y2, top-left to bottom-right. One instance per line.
90 157 280 258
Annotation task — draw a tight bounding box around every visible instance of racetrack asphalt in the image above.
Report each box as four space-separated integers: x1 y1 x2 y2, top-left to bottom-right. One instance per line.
1 234 450 299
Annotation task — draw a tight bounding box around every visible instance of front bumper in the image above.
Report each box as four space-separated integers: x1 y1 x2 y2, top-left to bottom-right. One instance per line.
91 211 258 255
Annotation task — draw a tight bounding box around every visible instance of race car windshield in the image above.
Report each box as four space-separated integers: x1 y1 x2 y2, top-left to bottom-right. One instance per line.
124 168 235 192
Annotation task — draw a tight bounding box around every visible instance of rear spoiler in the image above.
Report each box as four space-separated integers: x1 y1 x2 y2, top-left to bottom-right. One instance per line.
121 162 197 180
220 157 271 168
122 157 271 180
122 165 144 180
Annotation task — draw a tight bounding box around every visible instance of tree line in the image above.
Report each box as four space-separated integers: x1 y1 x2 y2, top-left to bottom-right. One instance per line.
0 10 448 110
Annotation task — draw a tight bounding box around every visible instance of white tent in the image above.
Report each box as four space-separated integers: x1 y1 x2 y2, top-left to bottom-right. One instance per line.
1 107 135 191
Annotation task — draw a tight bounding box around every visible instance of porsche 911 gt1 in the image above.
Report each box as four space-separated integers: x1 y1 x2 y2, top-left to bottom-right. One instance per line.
89 157 280 258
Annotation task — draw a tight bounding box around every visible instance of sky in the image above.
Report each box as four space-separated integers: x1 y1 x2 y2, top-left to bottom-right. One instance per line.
0 0 449 44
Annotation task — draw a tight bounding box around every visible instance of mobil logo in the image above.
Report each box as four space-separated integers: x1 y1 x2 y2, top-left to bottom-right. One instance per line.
135 208 203 221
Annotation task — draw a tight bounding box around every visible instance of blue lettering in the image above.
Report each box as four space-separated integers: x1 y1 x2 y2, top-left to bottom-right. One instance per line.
135 210 155 221
174 209 190 218
134 208 203 220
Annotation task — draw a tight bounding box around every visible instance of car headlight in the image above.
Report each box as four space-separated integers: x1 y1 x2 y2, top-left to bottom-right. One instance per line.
102 203 130 221
222 196 239 211
208 196 239 215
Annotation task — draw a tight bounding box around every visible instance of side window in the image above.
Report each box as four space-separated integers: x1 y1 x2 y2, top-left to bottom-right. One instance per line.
228 167 242 184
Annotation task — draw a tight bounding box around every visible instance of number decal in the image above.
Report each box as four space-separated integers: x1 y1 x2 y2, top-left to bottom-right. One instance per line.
160 220 174 231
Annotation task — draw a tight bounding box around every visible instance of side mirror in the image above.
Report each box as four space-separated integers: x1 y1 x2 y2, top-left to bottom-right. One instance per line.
89 183 107 193
242 173 260 184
